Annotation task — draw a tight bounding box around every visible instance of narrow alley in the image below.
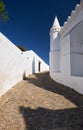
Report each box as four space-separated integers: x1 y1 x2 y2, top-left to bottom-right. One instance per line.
0 72 83 130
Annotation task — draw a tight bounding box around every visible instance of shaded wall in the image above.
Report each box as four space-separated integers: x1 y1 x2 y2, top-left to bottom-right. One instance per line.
50 2 83 94
70 20 83 76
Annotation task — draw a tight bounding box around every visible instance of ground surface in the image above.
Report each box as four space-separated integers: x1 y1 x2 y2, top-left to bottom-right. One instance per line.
0 71 83 130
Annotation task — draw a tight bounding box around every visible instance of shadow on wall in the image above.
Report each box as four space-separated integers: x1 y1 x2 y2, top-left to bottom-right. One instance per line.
24 72 83 107
23 71 26 80
32 57 35 74
19 106 83 130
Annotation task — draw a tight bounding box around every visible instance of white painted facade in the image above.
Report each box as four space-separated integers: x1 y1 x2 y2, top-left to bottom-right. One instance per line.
0 32 49 97
23 50 49 75
50 0 83 94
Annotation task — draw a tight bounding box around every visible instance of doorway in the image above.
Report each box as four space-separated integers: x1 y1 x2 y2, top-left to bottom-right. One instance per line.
38 61 41 72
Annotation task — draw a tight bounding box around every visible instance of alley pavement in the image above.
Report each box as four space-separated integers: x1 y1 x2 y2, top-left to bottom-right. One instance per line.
0 71 83 130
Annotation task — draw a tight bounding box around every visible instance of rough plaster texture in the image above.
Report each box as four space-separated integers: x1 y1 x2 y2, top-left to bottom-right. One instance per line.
0 33 49 97
50 1 83 94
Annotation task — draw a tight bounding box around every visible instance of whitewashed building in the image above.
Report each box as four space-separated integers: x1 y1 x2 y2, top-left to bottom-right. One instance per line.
23 50 49 76
50 0 83 94
0 32 49 97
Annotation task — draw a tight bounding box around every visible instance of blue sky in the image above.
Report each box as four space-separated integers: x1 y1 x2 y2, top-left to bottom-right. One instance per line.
0 0 80 64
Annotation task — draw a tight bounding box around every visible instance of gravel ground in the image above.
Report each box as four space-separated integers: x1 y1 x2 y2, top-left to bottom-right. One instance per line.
0 71 83 130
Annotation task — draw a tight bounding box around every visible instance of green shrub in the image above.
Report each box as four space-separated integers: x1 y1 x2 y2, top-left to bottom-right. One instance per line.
17 45 27 52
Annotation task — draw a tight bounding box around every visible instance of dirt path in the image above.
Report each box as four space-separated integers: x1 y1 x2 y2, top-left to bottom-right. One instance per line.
0 71 83 130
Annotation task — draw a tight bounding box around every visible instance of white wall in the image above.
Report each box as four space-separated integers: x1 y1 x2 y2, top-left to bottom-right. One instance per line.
50 51 60 72
50 1 83 94
50 72 83 94
0 33 49 97
50 26 60 73
50 34 60 51
0 33 25 96
23 50 49 75
70 54 83 76
70 20 83 76
60 34 71 75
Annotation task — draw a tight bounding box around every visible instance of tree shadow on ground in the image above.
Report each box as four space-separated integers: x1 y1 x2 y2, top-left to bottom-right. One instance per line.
19 106 83 130
24 72 83 107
